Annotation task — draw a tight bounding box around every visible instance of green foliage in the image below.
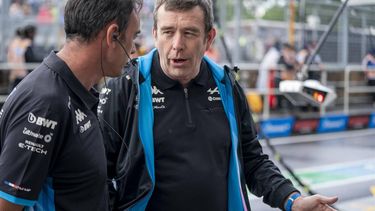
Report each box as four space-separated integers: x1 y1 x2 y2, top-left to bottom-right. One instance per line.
263 6 285 21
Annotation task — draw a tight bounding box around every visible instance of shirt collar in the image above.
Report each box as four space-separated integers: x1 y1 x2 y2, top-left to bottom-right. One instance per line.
43 51 99 110
152 51 209 90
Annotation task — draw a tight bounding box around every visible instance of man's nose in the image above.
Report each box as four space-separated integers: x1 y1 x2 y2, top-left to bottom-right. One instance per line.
172 34 184 51
130 42 136 54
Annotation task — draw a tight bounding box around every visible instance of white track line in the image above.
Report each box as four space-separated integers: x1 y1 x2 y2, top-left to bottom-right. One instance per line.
259 128 375 146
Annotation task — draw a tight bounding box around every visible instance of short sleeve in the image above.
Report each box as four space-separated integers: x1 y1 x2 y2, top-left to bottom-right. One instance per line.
0 95 67 206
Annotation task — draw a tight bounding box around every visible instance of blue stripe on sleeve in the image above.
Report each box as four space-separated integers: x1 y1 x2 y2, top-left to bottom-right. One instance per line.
0 190 35 206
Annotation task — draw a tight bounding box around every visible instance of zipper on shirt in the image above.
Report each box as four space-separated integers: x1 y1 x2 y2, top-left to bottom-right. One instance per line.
183 88 195 128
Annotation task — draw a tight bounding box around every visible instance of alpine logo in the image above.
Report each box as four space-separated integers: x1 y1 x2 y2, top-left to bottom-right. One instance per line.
28 113 58 130
75 109 87 125
207 87 220 95
207 87 221 102
152 86 164 95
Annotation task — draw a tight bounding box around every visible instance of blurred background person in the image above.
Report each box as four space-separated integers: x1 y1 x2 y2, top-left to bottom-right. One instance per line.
6 26 30 91
278 43 298 81
256 40 281 91
362 48 375 107
276 43 298 109
256 40 281 110
23 24 46 73
297 41 323 81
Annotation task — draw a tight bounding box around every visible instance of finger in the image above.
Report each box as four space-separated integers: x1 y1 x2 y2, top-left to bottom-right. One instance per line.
319 196 338 205
324 204 337 211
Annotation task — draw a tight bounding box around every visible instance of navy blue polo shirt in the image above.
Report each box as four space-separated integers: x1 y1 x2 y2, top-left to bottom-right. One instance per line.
0 52 108 210
146 54 231 211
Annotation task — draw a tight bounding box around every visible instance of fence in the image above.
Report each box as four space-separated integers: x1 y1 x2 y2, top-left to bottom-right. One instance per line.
344 65 375 114
1 62 373 118
232 63 373 120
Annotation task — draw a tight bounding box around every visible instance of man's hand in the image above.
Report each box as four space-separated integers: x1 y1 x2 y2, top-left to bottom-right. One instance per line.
292 194 338 211
0 198 24 211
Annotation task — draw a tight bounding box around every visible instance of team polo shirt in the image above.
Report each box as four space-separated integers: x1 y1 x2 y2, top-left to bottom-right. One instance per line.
146 54 231 211
0 52 108 210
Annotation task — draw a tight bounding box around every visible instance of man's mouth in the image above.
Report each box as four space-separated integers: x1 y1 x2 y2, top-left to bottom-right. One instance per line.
171 58 187 63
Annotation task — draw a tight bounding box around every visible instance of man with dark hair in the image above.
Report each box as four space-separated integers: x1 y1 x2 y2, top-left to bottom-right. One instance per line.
0 0 142 210
99 0 338 211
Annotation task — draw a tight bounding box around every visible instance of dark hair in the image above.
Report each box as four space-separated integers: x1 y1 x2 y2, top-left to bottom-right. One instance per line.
23 25 37 39
153 0 214 34
64 0 142 42
282 43 295 51
15 27 24 37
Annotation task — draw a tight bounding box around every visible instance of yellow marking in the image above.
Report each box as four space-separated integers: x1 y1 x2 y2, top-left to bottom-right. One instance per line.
371 186 375 196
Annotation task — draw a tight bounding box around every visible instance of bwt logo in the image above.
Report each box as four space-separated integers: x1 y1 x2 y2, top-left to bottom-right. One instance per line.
28 113 58 130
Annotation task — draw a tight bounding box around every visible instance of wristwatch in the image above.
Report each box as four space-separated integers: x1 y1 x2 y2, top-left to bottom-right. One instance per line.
284 192 301 211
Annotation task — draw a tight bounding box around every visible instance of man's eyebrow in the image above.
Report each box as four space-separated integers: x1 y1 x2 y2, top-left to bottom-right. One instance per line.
160 26 175 31
183 26 200 33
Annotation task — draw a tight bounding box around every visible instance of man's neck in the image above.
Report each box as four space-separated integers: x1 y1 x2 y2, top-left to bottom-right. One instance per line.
57 41 102 90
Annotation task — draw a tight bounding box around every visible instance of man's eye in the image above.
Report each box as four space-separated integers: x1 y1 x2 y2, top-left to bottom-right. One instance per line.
162 31 173 35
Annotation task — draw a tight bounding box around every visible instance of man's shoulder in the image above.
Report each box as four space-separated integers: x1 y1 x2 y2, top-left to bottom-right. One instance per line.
107 71 134 89
6 72 69 113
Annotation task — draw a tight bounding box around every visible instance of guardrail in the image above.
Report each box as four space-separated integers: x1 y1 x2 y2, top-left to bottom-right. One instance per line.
344 65 375 114
242 65 331 119
0 62 373 118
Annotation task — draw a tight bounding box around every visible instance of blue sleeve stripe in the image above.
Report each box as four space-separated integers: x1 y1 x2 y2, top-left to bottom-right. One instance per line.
0 190 35 206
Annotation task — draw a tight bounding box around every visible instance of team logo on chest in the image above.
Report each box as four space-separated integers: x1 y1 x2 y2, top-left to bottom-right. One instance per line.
28 112 58 130
75 108 91 133
152 86 166 109
75 109 87 124
207 87 221 102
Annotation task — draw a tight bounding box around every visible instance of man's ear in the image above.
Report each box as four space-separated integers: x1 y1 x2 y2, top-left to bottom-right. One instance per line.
205 28 217 51
106 23 119 47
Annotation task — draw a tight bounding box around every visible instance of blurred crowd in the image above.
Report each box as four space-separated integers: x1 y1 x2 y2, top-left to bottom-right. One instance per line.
6 24 46 91
8 0 61 23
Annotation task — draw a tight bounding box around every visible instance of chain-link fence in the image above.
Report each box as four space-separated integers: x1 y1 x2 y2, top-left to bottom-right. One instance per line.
215 0 375 64
1 0 374 64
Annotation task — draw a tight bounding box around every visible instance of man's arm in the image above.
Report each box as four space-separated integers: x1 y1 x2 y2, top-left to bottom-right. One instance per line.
0 198 23 211
98 77 129 179
233 81 297 208
98 75 133 208
0 91 68 210
234 82 338 210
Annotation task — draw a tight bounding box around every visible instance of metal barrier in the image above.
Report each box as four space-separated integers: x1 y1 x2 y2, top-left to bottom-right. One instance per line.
242 64 331 119
241 63 373 119
1 62 373 117
0 63 41 102
344 65 375 114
